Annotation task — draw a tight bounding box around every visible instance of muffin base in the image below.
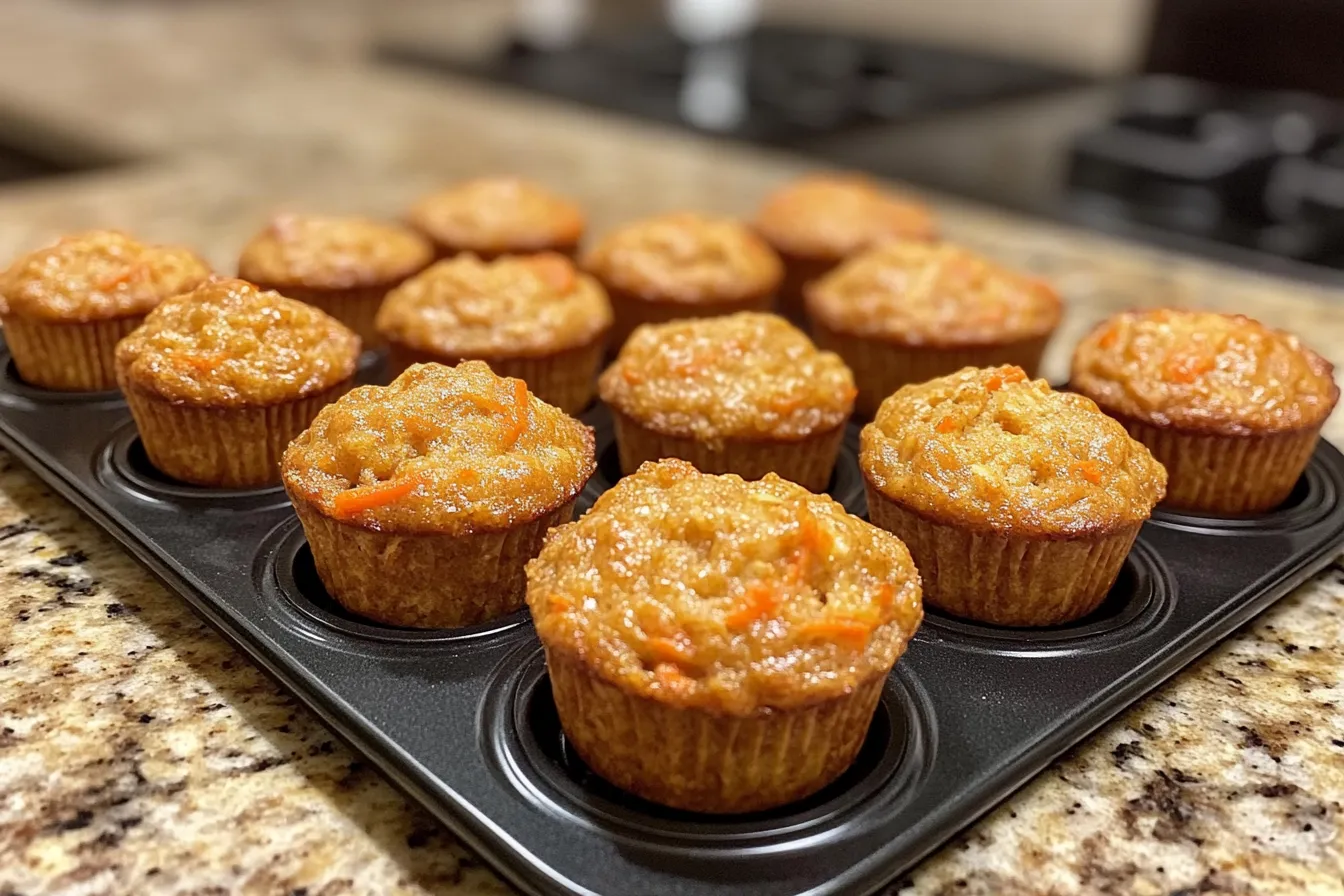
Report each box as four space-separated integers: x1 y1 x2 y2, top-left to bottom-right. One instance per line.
1115 415 1322 514
810 324 1052 418
611 410 845 492
775 253 838 328
250 282 389 348
865 484 1140 626
3 315 144 392
385 336 607 415
604 284 775 352
292 497 577 628
121 381 352 488
545 648 885 813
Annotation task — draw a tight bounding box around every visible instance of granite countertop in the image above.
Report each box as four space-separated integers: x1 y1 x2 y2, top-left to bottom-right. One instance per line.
2 3 1344 895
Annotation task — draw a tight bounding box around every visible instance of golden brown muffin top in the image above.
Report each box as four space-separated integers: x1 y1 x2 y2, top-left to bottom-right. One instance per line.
526 459 922 715
1071 309 1338 437
753 173 937 260
582 212 783 304
861 366 1166 537
806 242 1061 347
237 214 433 290
115 278 360 408
375 253 612 357
598 312 855 442
282 362 595 536
0 231 212 323
406 177 585 254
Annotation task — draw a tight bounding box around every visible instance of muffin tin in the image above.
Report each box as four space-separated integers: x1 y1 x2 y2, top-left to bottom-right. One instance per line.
2 346 1343 896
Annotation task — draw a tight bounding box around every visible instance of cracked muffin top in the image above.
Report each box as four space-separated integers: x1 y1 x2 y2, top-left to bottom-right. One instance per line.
526 459 922 715
598 312 855 442
806 242 1061 346
753 173 937 260
1 231 212 323
1071 309 1338 437
282 362 595 536
406 177 585 256
861 365 1166 537
237 214 433 290
115 278 359 407
583 212 782 304
375 253 612 357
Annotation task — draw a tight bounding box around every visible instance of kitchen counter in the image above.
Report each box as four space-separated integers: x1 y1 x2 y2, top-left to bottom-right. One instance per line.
1 3 1344 895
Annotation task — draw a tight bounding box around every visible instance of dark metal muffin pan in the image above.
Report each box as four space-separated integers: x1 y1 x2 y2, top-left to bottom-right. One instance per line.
1 345 1343 896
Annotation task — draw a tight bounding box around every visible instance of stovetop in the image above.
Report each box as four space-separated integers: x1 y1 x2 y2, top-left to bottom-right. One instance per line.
378 26 1344 286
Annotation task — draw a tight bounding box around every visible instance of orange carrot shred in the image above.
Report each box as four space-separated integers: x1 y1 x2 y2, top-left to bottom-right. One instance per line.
654 662 692 691
332 475 421 518
1075 460 1103 484
547 595 571 614
876 583 894 610
795 619 871 650
646 636 695 666
462 392 511 417
622 367 644 385
1165 353 1214 384
936 416 960 434
1000 365 1027 385
457 469 479 485
169 351 228 372
502 379 529 448
724 583 778 628
1098 326 1120 350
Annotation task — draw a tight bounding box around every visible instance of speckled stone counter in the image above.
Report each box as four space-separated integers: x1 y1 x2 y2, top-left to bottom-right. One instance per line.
2 3 1344 894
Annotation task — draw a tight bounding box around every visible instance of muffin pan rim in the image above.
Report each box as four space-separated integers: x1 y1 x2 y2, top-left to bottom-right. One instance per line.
0 355 125 407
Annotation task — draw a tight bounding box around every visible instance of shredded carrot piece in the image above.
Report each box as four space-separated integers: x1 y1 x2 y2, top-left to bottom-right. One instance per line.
332 475 421 518
671 350 718 378
788 506 825 585
457 469 478 485
654 662 693 691
645 636 695 666
1165 353 1214 384
1075 460 1103 484
936 416 960 434
795 619 871 650
1097 326 1120 350
985 374 1004 392
621 366 644 385
502 379 529 448
876 583 894 610
461 392 511 417
771 394 804 414
843 386 859 404
724 583 778 628
547 595 571 614
96 263 145 291
525 252 577 293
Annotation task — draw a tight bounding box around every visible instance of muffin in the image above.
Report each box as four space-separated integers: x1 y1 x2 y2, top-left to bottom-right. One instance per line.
237 214 433 346
376 253 612 414
807 242 1062 417
526 458 922 813
282 361 596 628
406 177 585 260
598 312 856 491
860 365 1166 626
582 212 783 348
1071 309 1338 513
0 231 212 391
115 279 360 488
753 173 937 325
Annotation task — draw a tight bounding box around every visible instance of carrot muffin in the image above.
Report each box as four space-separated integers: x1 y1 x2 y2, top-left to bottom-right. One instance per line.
582 212 783 348
237 214 433 345
526 458 922 813
807 242 1062 417
753 173 937 325
406 177 585 260
0 231 211 391
860 366 1166 626
1072 309 1338 513
283 361 595 628
598 312 856 491
376 253 611 414
115 279 359 488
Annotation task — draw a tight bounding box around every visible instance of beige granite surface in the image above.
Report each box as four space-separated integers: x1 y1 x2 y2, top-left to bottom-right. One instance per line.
2 3 1344 894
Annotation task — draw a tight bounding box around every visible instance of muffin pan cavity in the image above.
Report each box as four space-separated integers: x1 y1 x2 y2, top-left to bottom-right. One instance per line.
268 521 531 646
481 645 932 853
94 422 290 510
919 538 1173 655
0 354 124 408
1 368 1343 896
1150 454 1336 535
